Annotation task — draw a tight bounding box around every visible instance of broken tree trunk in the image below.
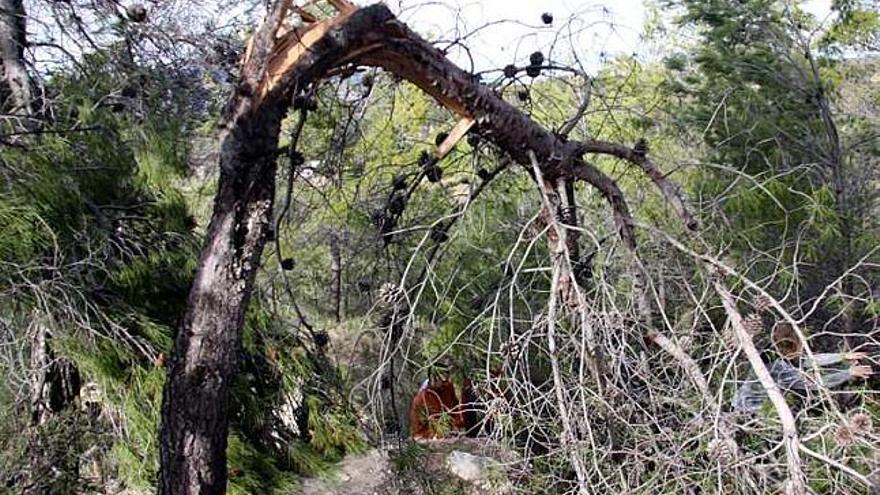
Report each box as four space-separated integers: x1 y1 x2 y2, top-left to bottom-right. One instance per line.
157 109 280 495
158 2 695 493
157 3 388 494
28 315 80 426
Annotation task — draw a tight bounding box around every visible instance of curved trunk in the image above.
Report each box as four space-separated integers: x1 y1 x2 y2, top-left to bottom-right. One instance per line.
158 109 281 494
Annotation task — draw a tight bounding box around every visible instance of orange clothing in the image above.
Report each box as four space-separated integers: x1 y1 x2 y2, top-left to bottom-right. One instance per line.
409 379 464 439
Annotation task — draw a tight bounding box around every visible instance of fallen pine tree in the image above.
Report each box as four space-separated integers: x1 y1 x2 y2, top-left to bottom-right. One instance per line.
156 2 704 493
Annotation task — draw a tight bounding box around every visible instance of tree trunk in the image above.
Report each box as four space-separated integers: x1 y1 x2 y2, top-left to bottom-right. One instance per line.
24 317 81 494
0 0 31 116
329 233 342 322
157 4 383 491
157 106 281 494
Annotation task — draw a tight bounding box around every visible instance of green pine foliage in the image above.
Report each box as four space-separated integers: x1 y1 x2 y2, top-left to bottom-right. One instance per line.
0 46 365 493
663 0 880 315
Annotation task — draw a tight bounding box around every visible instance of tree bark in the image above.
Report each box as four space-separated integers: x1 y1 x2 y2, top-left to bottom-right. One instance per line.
329 233 342 322
158 3 694 493
158 3 382 493
0 0 31 116
157 110 280 494
29 317 80 426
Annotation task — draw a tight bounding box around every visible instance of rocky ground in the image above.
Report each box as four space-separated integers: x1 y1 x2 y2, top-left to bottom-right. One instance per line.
298 437 517 495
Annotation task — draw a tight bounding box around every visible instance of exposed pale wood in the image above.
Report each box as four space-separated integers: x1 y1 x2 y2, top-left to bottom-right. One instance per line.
158 3 389 494
267 0 294 44
258 16 345 101
242 34 255 66
160 5 697 493
436 117 474 159
326 0 356 13
241 0 294 94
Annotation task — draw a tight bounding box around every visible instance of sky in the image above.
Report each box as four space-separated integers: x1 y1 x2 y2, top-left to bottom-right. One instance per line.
370 0 834 72
26 0 835 75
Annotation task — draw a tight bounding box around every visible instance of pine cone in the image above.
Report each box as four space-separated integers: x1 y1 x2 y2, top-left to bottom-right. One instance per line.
850 412 873 434
772 322 802 359
378 282 399 306
743 313 763 336
707 437 738 464
529 51 545 66
753 294 773 314
833 424 856 446
425 165 443 183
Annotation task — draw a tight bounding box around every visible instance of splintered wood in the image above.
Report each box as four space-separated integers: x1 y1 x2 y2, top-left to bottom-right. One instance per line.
436 117 475 159
259 17 346 100
256 0 358 101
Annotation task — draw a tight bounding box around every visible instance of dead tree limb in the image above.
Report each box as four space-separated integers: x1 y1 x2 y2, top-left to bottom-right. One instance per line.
576 139 697 231
716 283 807 495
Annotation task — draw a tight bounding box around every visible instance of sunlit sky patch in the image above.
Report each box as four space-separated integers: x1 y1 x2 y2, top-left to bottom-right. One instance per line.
380 0 833 72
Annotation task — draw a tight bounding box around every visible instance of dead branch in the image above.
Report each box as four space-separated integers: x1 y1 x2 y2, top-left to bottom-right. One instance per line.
577 139 698 231
715 282 807 495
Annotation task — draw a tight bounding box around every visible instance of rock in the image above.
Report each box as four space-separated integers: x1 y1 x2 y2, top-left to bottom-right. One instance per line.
446 450 491 482
445 450 512 494
299 440 516 495
300 449 392 495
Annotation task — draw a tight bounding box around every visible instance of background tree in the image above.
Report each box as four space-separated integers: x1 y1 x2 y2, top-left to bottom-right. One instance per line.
666 0 879 336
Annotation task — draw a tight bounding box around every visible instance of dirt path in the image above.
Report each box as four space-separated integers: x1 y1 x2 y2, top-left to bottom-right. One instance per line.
299 449 392 495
